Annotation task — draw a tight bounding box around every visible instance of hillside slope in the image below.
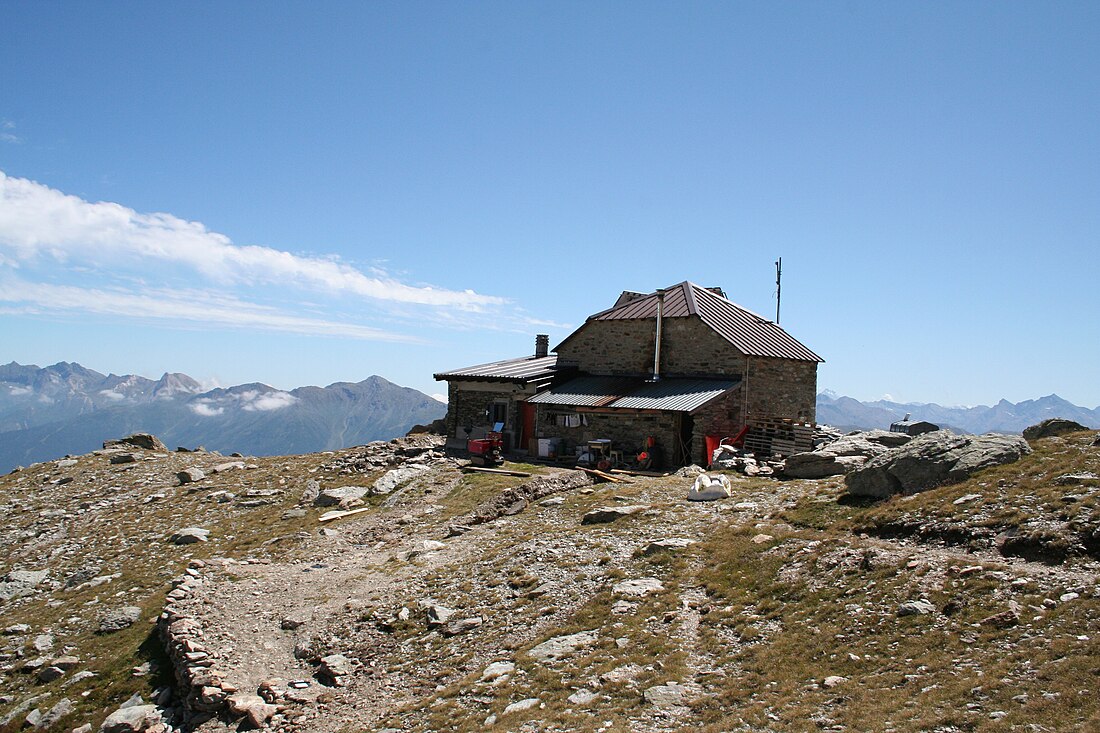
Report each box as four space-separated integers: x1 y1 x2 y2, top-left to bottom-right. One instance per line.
1 429 1098 731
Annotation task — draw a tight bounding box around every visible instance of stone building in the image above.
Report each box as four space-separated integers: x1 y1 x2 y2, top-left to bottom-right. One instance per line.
433 335 557 452
435 281 823 466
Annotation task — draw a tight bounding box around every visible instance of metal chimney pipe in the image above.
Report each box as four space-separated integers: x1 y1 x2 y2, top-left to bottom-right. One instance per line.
535 334 549 358
652 289 665 381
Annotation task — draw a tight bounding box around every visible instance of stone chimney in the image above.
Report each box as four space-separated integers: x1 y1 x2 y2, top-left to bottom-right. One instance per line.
535 334 549 358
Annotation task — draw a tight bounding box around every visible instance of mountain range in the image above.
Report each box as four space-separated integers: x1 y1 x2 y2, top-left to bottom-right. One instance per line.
816 390 1100 434
3 360 1097 473
0 361 446 472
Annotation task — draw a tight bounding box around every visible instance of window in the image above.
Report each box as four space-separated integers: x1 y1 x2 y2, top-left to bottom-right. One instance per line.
489 401 508 428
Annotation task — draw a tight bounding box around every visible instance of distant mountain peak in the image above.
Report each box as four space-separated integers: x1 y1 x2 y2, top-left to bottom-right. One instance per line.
818 392 1100 435
0 362 447 472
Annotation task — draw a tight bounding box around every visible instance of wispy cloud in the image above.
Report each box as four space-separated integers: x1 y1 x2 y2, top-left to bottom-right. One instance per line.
189 388 297 417
0 120 20 144
0 277 419 341
0 170 505 309
0 170 528 340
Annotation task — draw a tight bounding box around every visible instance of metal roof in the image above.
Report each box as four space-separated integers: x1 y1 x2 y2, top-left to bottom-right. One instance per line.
573 281 823 363
434 355 558 384
527 376 740 413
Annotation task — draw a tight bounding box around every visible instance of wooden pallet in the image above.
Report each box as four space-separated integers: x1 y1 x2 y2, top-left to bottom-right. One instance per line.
743 417 815 457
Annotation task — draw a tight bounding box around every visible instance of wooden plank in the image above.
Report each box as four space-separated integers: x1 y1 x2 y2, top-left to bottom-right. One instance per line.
461 466 533 477
610 468 671 478
318 506 373 523
576 466 631 483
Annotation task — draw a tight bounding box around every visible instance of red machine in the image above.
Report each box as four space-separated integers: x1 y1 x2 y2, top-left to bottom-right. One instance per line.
467 431 504 467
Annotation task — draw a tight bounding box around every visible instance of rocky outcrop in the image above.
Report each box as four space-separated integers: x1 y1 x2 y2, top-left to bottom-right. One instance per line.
103 434 168 452
1023 418 1092 440
846 431 1031 499
784 431 908 479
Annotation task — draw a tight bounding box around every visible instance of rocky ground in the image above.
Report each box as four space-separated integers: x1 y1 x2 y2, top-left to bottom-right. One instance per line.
1 428 1099 732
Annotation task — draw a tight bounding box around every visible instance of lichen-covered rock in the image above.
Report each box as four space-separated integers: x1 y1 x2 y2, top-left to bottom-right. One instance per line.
1022 418 1092 440
846 431 1031 499
99 704 160 733
313 486 368 507
527 630 599 663
99 606 142 634
103 433 168 452
784 433 896 479
581 505 649 524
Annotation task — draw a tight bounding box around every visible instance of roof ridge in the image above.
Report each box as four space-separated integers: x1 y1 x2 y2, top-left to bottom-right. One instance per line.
688 281 773 323
680 281 699 315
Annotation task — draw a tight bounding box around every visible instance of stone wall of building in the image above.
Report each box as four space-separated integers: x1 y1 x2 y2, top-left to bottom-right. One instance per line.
534 408 685 467
688 389 744 465
556 317 748 378
742 357 818 424
445 382 532 444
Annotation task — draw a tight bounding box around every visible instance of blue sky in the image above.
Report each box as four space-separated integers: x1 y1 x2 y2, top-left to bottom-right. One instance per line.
1 2 1098 407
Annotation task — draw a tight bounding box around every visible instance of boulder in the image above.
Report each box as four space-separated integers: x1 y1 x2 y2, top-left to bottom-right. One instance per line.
527 630 599 663
784 434 894 479
643 538 695 555
33 697 73 729
784 451 870 479
1023 418 1092 440
103 434 167 451
425 604 455 626
688 473 731 501
371 464 431 495
0 569 48 603
581 505 649 524
170 527 210 544
855 429 913 448
480 661 515 682
98 606 142 634
99 704 160 733
502 698 540 715
177 467 205 485
313 486 368 507
444 617 483 636
846 431 1031 499
300 480 320 504
318 653 353 685
644 682 697 707
227 693 278 728
612 578 664 596
898 599 935 616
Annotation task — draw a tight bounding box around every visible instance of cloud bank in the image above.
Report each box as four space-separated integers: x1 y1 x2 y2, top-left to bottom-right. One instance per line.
189 388 298 417
0 171 504 310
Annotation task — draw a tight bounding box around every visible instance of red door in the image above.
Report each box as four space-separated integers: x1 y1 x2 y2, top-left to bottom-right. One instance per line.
520 403 536 453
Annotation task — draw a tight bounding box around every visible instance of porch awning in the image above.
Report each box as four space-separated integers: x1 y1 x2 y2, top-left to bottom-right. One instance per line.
527 376 739 413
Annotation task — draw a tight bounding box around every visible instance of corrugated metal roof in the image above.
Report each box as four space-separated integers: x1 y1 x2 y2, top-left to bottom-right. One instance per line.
523 376 637 407
580 281 823 363
527 376 739 413
609 377 740 411
434 355 558 383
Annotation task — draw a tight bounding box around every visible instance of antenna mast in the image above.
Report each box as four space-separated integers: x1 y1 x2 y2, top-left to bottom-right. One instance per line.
775 257 782 324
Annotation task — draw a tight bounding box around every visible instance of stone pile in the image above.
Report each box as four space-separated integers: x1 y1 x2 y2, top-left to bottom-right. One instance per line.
319 435 447 476
710 446 779 476
158 560 243 721
452 470 594 531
